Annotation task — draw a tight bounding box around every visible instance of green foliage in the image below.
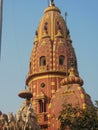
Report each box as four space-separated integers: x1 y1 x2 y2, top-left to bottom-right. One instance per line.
58 102 98 130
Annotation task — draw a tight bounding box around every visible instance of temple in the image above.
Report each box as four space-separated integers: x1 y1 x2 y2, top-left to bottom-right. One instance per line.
26 1 92 130
0 1 93 130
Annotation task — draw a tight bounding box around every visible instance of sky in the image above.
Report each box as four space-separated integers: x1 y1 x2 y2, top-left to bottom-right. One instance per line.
0 0 98 114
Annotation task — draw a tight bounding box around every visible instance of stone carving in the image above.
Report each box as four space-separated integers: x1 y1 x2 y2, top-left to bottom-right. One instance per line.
0 114 8 130
7 112 16 130
0 100 40 130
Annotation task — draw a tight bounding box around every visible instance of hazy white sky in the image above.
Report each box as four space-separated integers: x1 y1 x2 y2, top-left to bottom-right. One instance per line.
0 0 98 114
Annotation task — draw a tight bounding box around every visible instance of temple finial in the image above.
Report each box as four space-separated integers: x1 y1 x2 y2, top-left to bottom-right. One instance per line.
50 0 55 6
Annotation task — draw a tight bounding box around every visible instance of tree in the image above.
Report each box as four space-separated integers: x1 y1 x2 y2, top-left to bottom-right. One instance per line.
58 102 98 130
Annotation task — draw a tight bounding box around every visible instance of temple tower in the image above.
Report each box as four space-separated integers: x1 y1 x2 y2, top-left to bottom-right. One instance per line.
26 1 92 129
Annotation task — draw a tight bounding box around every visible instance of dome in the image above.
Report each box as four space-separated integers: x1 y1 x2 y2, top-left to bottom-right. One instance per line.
61 67 84 86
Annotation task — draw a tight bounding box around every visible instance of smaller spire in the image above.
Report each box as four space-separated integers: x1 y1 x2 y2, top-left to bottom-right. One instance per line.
65 12 67 22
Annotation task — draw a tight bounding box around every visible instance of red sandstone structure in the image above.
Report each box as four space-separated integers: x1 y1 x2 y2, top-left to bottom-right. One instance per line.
26 0 92 129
